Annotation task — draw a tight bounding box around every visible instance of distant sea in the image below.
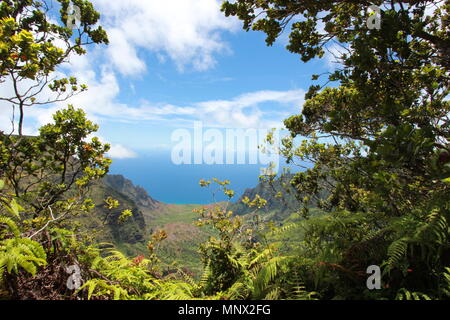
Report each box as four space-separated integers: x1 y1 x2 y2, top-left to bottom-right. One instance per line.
109 150 276 205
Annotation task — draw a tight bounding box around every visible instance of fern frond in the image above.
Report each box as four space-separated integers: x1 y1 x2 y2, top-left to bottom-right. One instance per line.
0 217 20 238
248 248 273 269
0 238 47 276
224 281 249 300
386 238 408 271
264 287 281 300
199 261 211 289
177 268 197 288
253 256 290 299
396 288 432 300
269 222 301 236
79 279 130 300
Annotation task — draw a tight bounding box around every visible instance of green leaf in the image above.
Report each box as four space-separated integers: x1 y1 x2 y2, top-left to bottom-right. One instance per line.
9 199 22 218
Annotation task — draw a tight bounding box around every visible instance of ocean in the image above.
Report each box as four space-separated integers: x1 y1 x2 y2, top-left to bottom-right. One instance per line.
108 150 272 205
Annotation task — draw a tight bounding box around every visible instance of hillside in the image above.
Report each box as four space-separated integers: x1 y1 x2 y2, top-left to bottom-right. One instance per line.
76 172 330 276
230 174 301 221
143 204 213 276
81 175 210 276
85 173 312 276
77 177 150 256
102 175 163 210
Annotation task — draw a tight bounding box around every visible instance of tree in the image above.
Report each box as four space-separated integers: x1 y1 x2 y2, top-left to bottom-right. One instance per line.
1 106 111 216
222 0 449 298
0 106 113 299
0 0 113 299
0 0 108 135
0 0 110 246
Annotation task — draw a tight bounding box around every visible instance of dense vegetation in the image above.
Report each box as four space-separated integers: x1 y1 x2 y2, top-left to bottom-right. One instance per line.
0 0 449 300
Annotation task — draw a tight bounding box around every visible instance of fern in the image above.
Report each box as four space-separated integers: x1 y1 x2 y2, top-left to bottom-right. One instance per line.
289 270 318 300
177 268 197 288
269 222 301 236
385 238 408 272
414 210 448 251
396 288 432 300
224 281 250 300
0 238 47 276
0 216 20 238
0 213 47 277
264 287 281 300
253 256 290 299
199 261 212 290
248 248 273 269
152 281 195 300
441 267 450 298
79 279 130 300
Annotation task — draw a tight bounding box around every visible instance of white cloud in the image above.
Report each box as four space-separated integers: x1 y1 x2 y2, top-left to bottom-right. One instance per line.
0 0 304 154
0 59 304 134
93 135 138 159
107 28 147 75
194 89 305 128
107 144 138 159
92 0 239 75
64 87 305 129
83 85 303 129
28 50 305 130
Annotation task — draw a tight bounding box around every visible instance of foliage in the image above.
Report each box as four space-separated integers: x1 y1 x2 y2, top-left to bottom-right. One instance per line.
192 179 318 300
0 190 47 277
0 0 108 135
222 0 449 300
0 106 111 237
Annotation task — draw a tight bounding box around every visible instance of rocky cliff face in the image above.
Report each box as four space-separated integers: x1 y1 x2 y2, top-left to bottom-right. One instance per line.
77 174 167 256
102 175 162 210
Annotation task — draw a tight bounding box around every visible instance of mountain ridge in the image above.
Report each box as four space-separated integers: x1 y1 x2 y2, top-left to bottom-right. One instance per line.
102 174 163 210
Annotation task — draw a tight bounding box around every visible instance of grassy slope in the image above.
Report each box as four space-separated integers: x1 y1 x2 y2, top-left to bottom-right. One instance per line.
141 204 214 277
76 174 213 277
141 199 319 277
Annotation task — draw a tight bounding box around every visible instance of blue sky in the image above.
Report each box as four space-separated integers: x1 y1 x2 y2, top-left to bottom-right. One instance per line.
0 0 338 154
84 2 333 155
0 0 338 203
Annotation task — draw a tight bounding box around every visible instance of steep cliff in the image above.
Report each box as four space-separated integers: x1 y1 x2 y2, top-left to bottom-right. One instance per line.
102 175 163 210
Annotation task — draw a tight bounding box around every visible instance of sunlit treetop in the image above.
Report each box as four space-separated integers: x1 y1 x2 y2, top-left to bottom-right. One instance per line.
0 0 108 79
0 0 109 135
